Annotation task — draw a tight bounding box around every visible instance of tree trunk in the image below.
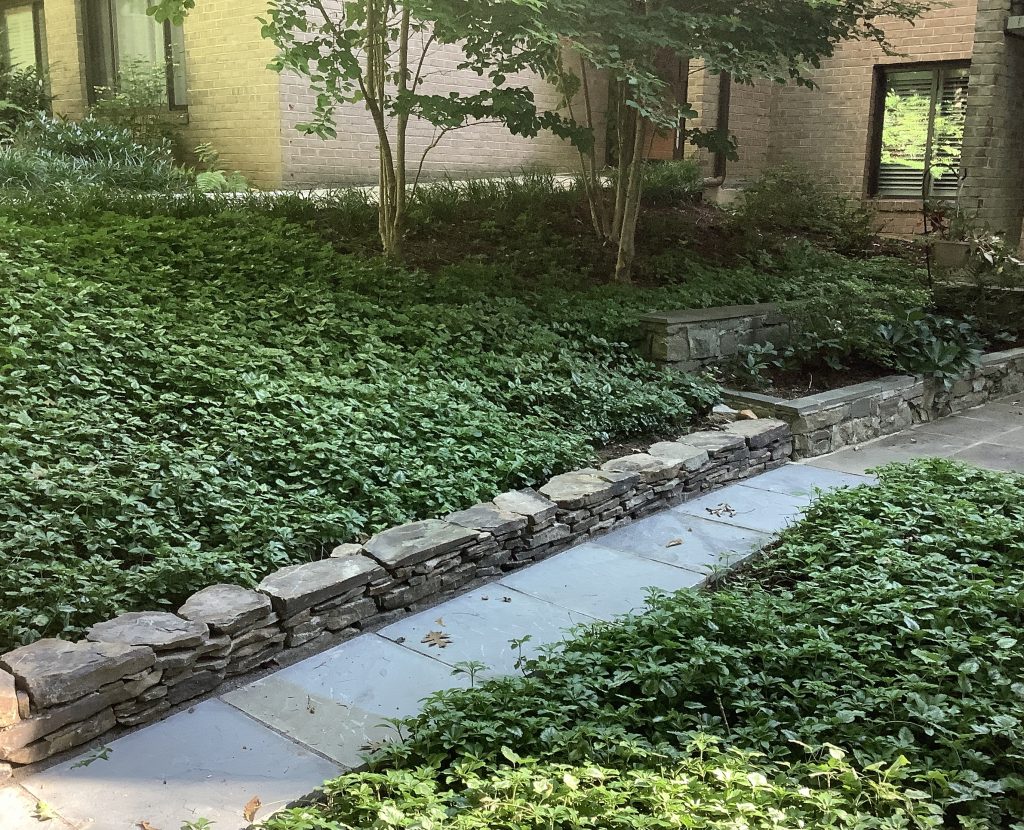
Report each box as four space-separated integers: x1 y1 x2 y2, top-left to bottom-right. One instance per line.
614 116 648 284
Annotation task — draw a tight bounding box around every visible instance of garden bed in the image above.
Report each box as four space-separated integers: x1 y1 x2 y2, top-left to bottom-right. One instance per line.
725 346 1024 458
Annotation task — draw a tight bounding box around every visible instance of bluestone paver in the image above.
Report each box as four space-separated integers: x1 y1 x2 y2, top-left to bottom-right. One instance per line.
950 442 1024 472
497 542 705 619
741 464 875 497
376 586 596 676
20 700 339 830
673 484 811 534
223 634 468 769
596 513 771 571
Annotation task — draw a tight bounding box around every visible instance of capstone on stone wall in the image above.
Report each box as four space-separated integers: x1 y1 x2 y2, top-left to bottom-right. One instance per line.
726 347 1024 458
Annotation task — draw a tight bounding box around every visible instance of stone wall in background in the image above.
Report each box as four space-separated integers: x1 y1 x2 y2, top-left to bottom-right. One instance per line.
640 303 791 373
0 420 793 771
725 347 1024 459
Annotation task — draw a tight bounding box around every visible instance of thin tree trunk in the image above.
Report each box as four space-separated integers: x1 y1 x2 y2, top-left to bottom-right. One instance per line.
611 84 633 244
575 59 612 241
362 0 402 258
614 116 648 284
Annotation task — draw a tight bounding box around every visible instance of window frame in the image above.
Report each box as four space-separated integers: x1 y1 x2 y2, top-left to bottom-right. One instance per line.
867 60 971 201
83 0 188 111
0 0 47 73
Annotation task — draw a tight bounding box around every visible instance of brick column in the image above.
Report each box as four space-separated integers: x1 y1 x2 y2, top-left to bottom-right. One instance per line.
961 0 1024 247
42 0 90 119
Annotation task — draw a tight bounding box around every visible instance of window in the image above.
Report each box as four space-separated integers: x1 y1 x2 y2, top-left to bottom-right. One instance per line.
0 1 47 73
83 0 187 108
871 63 969 199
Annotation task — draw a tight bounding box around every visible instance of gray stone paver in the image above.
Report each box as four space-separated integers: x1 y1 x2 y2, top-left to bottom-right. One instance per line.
808 395 1024 475
497 543 706 618
3 453 975 830
19 700 339 830
376 586 597 677
740 464 875 497
595 513 772 571
223 635 470 769
673 484 813 534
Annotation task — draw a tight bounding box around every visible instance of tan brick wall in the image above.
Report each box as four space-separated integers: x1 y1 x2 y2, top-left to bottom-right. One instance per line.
762 3 978 233
960 0 1024 246
180 0 282 187
765 3 978 191
43 0 89 119
280 28 598 188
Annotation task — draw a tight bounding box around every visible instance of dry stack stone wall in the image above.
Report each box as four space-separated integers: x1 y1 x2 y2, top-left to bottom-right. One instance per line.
726 347 1024 459
640 304 791 373
0 420 792 770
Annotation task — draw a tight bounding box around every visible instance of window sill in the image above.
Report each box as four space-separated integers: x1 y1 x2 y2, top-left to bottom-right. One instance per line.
868 198 924 212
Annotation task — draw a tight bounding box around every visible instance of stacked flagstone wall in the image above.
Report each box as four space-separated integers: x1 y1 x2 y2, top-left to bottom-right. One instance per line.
0 419 792 771
725 347 1024 459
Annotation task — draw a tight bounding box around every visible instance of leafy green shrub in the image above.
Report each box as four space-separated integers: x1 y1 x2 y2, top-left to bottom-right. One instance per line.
736 165 877 254
266 459 1023 829
0 114 187 192
269 740 937 830
641 159 703 207
90 59 183 154
878 310 986 387
13 113 174 164
0 63 50 137
0 210 718 649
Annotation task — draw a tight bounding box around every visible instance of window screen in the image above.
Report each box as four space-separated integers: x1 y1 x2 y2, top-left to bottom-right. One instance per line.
84 0 188 108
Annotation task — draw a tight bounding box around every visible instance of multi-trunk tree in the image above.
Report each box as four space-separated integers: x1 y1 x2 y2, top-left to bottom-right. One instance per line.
537 0 929 281
151 0 927 277
151 0 583 258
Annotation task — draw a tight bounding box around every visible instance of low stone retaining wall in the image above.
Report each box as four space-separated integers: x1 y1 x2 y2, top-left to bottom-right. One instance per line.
0 420 793 770
640 303 790 372
724 347 1024 459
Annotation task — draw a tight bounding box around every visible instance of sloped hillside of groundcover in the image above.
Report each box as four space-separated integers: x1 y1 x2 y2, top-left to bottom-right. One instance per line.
0 211 717 650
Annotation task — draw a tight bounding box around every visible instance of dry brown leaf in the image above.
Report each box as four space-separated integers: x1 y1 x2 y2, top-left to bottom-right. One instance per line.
243 795 262 823
421 630 452 648
138 822 160 830
665 538 683 548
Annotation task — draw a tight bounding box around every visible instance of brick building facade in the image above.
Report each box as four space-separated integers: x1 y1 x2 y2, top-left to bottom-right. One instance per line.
20 0 1024 246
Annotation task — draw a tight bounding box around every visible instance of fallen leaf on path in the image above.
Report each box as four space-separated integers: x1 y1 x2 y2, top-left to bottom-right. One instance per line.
33 801 55 822
138 822 160 830
665 538 683 548
707 503 737 518
243 795 262 822
435 617 445 626
422 630 452 648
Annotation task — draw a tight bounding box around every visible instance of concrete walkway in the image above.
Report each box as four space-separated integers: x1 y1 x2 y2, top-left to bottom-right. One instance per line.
6 395 1021 830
